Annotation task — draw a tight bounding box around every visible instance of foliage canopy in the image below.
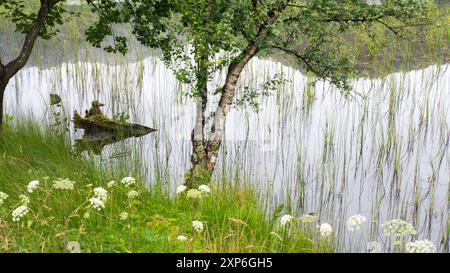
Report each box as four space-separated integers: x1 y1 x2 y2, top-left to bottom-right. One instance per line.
86 0 433 93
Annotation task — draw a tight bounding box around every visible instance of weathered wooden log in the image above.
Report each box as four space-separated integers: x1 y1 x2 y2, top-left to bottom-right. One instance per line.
73 111 157 136
73 101 157 153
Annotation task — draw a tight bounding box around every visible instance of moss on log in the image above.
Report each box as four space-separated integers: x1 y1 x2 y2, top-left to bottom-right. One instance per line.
74 111 156 136
73 101 157 153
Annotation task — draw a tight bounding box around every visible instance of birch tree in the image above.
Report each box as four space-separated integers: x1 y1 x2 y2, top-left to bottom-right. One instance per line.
86 0 432 187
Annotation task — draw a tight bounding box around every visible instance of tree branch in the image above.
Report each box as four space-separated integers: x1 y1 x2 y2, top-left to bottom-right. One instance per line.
321 14 384 23
375 18 402 37
284 13 385 24
271 45 317 74
4 0 62 79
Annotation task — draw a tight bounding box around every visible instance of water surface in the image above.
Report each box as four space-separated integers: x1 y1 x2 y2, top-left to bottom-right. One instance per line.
5 55 449 252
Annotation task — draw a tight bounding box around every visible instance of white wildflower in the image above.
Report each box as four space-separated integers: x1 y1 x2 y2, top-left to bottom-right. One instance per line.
93 187 108 201
319 223 333 237
347 214 366 232
119 212 129 221
187 189 203 199
27 180 40 193
83 212 90 219
192 220 204 233
177 235 188 242
0 191 9 206
12 205 29 222
280 215 294 226
89 197 105 211
53 178 75 190
298 214 318 223
19 194 30 205
367 0 381 5
405 240 436 253
66 241 81 253
107 180 116 188
120 177 136 187
198 185 211 194
127 190 139 199
176 185 187 194
382 219 416 237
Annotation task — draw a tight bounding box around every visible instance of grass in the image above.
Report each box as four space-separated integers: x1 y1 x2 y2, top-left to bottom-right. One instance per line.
0 120 330 253
1 1 447 254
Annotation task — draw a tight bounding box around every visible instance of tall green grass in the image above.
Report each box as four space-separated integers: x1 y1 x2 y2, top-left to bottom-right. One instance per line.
0 121 329 253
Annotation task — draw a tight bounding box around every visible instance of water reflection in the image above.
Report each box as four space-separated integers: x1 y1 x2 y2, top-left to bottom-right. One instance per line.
4 56 449 252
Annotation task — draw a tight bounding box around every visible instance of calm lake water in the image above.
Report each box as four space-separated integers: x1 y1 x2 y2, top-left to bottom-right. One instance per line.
4 54 449 252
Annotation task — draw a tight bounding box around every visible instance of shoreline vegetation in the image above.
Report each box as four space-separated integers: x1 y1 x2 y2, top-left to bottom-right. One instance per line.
0 121 330 253
0 120 439 253
0 1 448 254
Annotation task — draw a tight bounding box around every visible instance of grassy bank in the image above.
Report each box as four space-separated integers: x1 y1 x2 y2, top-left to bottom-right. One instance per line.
0 121 330 253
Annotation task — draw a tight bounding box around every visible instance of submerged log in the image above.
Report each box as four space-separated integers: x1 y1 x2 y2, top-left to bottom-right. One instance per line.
74 111 157 136
73 101 157 154
75 133 120 155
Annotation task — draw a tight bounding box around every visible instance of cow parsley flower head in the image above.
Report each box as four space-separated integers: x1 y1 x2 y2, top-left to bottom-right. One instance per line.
382 219 416 237
89 197 105 211
298 214 318 223
19 194 30 205
192 220 204 233
53 178 75 190
280 215 294 226
119 212 129 221
176 185 187 194
107 180 116 188
0 191 9 206
177 235 188 242
347 214 366 232
187 189 203 199
12 205 29 222
319 223 333 237
127 190 139 199
405 240 436 253
27 180 40 193
366 0 382 5
120 177 136 187
66 241 81 253
93 187 108 201
198 185 211 194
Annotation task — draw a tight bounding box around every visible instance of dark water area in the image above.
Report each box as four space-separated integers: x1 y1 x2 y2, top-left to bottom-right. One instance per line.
1 1 449 77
